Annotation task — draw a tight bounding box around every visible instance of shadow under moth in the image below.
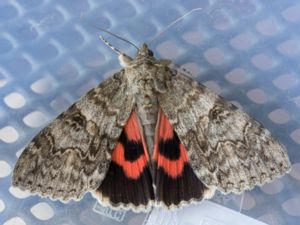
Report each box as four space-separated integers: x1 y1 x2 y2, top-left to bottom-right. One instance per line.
12 41 291 212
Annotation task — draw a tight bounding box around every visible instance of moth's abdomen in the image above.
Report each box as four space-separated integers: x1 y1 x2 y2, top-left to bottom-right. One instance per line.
135 91 160 157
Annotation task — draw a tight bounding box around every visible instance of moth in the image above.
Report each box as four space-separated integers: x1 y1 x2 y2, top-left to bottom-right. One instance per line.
12 37 291 212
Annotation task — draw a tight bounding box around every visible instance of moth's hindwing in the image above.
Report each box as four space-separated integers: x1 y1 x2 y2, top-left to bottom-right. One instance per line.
93 111 154 212
12 70 134 202
158 71 291 194
154 109 210 208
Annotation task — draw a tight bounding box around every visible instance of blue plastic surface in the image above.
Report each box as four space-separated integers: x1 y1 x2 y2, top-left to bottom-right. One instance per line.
1 1 300 225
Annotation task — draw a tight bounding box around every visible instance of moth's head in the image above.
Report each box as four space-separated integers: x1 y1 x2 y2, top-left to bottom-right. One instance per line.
119 43 156 67
136 43 154 58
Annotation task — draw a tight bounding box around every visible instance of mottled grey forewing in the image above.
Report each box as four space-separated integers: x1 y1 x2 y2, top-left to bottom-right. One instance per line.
159 71 291 194
12 70 134 202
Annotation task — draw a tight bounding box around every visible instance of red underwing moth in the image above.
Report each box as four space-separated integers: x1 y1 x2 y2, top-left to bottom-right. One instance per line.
12 39 291 212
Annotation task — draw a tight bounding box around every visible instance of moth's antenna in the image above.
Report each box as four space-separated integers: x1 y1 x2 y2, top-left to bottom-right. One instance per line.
149 7 202 44
93 26 139 50
99 35 122 55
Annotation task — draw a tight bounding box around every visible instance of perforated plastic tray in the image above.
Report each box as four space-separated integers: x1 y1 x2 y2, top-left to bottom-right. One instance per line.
1 1 300 225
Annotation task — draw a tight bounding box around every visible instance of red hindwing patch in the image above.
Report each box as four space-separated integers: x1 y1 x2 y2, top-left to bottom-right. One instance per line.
153 109 207 206
112 143 148 179
97 109 205 208
112 112 149 179
155 144 188 179
95 111 154 208
153 110 189 178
